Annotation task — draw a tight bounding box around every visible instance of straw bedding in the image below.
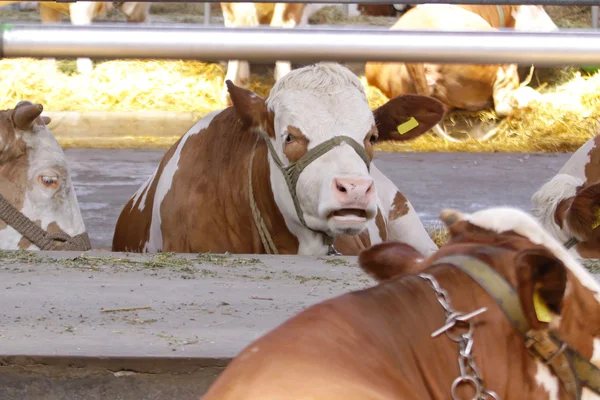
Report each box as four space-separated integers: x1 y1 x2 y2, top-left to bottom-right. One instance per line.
0 57 598 152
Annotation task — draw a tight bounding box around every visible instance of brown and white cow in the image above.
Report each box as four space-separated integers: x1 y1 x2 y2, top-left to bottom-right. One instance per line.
0 1 150 74
531 134 600 259
365 4 558 142
220 2 308 104
202 206 600 400
0 101 89 251
112 63 445 256
219 2 410 105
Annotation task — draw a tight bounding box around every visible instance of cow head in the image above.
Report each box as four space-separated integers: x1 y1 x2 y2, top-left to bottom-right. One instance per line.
0 101 87 250
531 174 600 258
361 206 600 398
511 5 558 32
226 63 444 252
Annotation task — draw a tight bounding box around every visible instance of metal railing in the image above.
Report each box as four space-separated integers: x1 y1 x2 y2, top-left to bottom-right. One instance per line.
2 23 600 65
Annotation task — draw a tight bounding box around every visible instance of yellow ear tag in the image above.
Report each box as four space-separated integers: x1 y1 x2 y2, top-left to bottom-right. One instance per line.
533 286 552 323
396 117 419 135
592 207 600 230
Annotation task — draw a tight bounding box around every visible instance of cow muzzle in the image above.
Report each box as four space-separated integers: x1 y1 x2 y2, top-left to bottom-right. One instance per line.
328 177 375 225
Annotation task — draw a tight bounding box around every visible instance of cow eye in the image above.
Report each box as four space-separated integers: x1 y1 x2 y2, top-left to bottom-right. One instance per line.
369 134 378 144
284 134 295 144
39 175 59 188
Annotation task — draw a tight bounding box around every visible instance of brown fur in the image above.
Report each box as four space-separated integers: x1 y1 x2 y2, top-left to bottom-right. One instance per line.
283 125 309 163
365 5 521 116
389 191 409 220
202 215 600 399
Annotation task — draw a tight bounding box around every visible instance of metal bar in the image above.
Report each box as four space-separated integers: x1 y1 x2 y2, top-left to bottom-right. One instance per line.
204 2 210 26
44 0 600 5
3 24 600 66
593 5 599 29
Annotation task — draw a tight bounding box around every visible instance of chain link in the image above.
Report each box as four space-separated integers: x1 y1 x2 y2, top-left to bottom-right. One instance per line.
419 273 500 400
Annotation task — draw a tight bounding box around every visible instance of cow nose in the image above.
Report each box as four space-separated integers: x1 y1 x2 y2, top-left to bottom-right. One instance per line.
332 177 375 207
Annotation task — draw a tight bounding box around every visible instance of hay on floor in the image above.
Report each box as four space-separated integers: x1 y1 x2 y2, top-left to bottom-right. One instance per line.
1 58 598 152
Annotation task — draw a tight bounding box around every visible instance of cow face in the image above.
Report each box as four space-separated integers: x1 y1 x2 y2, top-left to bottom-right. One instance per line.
227 63 444 244
0 101 86 250
512 5 558 32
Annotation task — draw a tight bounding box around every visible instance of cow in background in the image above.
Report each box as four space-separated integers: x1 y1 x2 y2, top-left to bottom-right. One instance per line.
365 5 558 142
0 101 90 251
0 1 151 74
219 2 414 105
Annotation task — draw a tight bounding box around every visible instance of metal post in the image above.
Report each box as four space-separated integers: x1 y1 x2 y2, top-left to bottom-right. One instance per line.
204 2 211 26
2 25 600 66
593 5 599 29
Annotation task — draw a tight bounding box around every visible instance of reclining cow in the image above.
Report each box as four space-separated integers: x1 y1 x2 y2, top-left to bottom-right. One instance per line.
0 101 91 251
202 206 600 399
365 4 558 143
0 1 150 74
531 134 600 259
112 63 445 256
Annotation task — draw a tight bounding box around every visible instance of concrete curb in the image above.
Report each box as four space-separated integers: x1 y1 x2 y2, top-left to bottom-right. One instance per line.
45 110 207 149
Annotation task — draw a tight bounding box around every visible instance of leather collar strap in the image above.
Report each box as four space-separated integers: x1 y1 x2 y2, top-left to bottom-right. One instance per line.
262 134 371 246
0 193 91 251
431 254 600 399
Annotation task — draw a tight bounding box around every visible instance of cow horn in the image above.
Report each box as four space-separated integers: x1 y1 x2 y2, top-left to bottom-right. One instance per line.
13 103 43 131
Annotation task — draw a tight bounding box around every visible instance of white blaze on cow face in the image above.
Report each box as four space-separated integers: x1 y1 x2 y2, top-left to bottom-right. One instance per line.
0 101 86 250
265 64 377 239
512 5 558 32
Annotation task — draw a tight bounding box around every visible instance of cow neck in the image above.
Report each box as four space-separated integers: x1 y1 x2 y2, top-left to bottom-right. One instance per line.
259 132 371 255
431 253 600 400
247 135 299 254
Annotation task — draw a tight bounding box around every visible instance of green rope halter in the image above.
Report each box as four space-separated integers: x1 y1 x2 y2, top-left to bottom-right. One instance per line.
262 133 371 248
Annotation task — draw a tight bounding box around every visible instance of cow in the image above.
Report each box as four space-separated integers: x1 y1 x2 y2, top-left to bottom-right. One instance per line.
218 3 412 105
0 1 151 74
112 63 446 257
531 134 600 259
202 206 600 400
365 4 558 143
0 101 91 251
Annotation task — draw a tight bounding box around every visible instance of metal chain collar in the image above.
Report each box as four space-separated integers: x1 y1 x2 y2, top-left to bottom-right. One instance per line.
419 273 500 400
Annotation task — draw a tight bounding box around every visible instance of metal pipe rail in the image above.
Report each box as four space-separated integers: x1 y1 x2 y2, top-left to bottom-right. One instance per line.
2 24 600 66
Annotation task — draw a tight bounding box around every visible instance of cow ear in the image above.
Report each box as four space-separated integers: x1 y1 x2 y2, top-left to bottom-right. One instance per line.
358 241 426 282
373 94 446 142
565 182 600 241
226 80 273 137
514 247 567 330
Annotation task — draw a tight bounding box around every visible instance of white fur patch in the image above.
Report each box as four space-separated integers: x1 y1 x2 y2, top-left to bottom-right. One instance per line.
530 173 583 243
535 361 559 400
145 110 221 252
462 207 600 302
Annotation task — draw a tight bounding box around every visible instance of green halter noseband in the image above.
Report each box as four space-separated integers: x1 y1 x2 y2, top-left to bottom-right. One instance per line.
261 133 371 248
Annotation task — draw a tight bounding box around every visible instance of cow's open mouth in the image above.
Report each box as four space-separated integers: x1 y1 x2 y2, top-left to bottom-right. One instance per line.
329 209 367 222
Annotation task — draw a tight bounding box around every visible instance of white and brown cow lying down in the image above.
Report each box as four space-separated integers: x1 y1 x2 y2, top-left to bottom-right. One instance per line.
113 63 446 256
0 1 150 74
202 206 600 400
365 4 558 142
0 101 90 251
532 135 600 259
